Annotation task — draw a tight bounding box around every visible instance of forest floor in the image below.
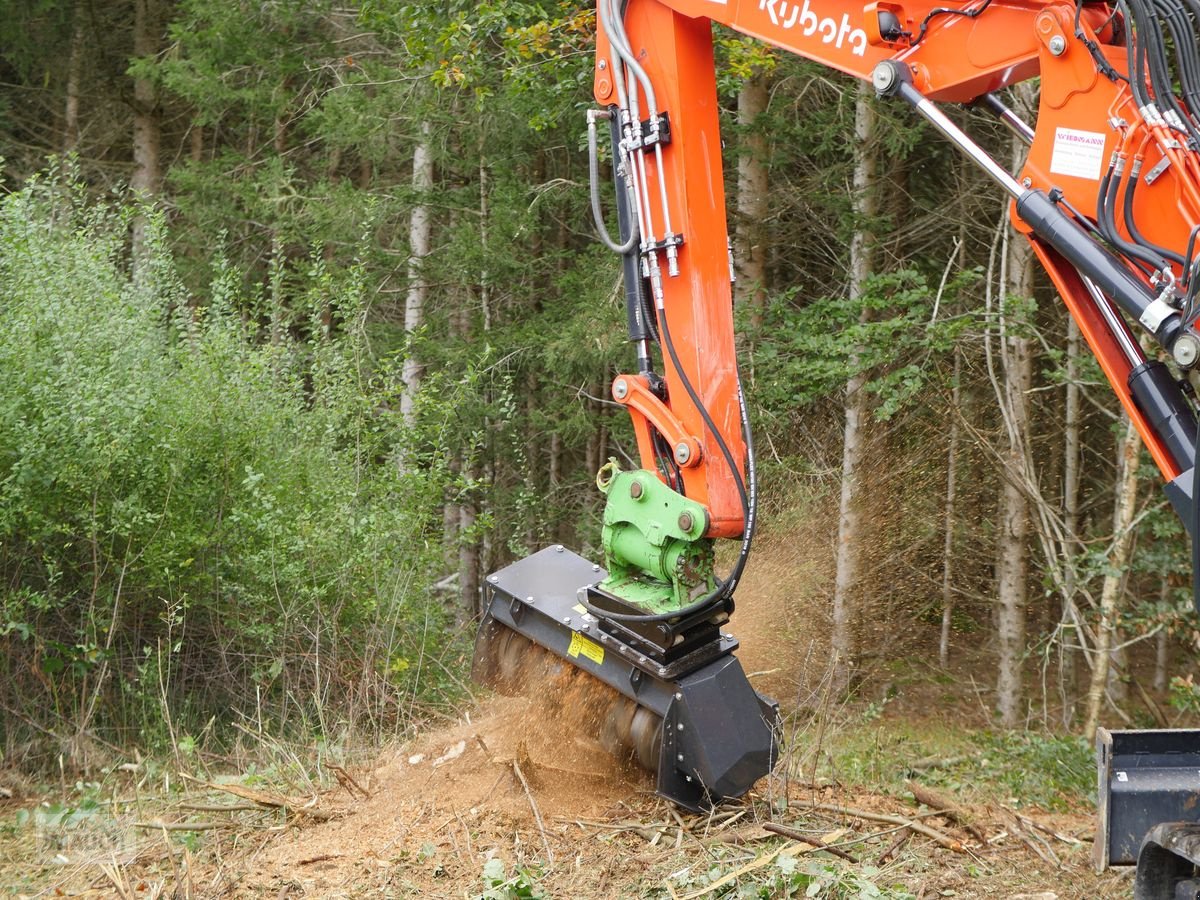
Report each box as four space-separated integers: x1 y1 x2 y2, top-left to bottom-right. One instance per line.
0 532 1138 898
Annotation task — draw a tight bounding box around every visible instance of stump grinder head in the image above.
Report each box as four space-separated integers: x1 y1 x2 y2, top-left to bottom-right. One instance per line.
471 545 778 812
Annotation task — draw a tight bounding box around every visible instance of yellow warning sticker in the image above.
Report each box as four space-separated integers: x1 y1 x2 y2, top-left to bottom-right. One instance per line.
568 632 605 665
572 603 587 614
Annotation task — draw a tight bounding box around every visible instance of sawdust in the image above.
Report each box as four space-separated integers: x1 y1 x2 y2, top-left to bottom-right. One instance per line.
731 524 834 709
229 662 658 897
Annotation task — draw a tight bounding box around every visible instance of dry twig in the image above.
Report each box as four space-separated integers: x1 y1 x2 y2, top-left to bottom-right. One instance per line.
877 827 912 865
512 760 554 865
763 822 859 863
803 802 965 853
906 780 986 842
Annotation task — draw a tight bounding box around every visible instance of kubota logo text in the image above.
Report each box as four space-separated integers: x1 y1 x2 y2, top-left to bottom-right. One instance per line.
759 0 868 56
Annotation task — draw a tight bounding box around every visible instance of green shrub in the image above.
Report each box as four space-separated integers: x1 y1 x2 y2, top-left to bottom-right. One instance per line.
0 168 456 767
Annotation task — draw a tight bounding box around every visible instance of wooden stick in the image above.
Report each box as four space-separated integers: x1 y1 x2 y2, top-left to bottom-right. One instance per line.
803 802 965 853
877 828 912 865
512 760 554 865
763 822 859 863
177 802 260 813
134 821 230 831
1009 809 1085 846
906 780 986 842
329 764 370 799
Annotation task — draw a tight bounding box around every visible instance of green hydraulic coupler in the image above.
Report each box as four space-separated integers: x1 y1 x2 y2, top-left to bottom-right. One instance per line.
471 461 778 811
596 460 715 614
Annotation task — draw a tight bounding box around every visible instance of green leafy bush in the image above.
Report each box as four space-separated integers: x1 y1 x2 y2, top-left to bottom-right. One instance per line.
0 168 456 766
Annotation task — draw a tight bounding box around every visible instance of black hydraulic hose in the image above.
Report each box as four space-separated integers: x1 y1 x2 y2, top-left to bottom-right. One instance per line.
1123 158 1187 267
1155 0 1200 128
586 300 758 624
1101 161 1171 271
1117 0 1150 106
1073 0 1125 82
588 111 640 255
1180 0 1200 119
1132 0 1200 145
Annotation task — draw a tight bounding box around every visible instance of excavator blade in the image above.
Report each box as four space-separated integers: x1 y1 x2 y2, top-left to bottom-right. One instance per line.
471 545 778 812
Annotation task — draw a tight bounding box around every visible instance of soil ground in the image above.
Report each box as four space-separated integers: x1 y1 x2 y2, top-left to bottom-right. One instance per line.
0 531 1141 897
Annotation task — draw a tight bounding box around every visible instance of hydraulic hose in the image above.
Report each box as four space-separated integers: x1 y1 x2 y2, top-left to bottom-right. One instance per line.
588 111 640 254
586 305 758 624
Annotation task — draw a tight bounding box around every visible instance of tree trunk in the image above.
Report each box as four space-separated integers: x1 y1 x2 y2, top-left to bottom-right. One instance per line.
1083 415 1142 740
831 81 877 693
130 0 163 269
939 347 961 666
994 233 1033 727
62 10 85 155
400 119 434 429
1059 316 1082 718
993 82 1036 728
456 153 491 622
1154 596 1169 693
735 73 769 329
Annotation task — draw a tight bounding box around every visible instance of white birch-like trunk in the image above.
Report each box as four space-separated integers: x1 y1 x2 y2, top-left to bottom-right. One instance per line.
939 348 961 666
1154 607 1169 693
831 82 877 692
63 11 85 154
1083 415 1142 740
1059 316 1082 715
130 0 162 269
735 74 769 327
400 120 434 427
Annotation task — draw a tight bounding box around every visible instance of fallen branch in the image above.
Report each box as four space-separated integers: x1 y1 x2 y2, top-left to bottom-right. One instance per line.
1006 808 1085 846
329 764 370 799
763 822 859 863
177 802 261 813
803 802 965 853
201 782 333 820
513 760 554 865
906 780 986 842
1006 811 1062 867
134 820 230 831
877 828 912 865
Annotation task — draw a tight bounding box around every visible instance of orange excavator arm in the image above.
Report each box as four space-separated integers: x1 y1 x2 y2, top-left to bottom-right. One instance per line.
595 0 1200 542
476 0 1200 822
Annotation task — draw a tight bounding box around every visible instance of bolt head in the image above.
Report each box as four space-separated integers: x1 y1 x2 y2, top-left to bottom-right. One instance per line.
674 692 683 701
678 512 694 533
1048 34 1067 55
630 480 643 500
613 379 629 400
677 723 685 732
1022 177 1033 188
677 753 684 762
871 62 896 94
1175 333 1200 368
674 442 691 464
563 616 572 626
